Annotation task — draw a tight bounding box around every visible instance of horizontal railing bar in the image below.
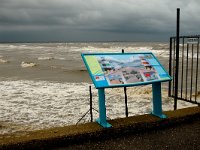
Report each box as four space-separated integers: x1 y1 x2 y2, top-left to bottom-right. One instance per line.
170 35 200 38
170 96 199 105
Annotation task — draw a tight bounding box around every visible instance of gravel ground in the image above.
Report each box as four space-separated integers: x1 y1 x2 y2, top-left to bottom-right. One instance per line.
56 119 200 150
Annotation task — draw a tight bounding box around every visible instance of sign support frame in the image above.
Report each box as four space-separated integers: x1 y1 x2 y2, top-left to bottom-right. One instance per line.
152 82 167 118
96 88 112 128
82 52 171 128
96 82 167 128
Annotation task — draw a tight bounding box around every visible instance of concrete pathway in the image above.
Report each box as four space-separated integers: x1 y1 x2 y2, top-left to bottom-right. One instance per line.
57 119 200 150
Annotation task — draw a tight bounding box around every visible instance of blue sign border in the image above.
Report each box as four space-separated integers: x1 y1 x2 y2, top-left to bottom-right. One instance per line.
82 52 172 89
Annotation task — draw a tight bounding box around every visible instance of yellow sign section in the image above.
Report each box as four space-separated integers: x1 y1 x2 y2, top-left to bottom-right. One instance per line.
85 56 103 75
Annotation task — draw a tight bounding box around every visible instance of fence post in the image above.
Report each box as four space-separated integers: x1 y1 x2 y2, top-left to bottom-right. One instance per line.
174 8 180 110
89 86 93 122
124 87 128 117
122 49 128 117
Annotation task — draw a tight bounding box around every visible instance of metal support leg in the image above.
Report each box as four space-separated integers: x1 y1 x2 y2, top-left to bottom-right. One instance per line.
96 88 112 128
152 82 167 118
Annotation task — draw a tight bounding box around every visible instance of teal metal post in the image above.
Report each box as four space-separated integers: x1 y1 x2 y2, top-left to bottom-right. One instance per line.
96 88 112 128
152 82 167 118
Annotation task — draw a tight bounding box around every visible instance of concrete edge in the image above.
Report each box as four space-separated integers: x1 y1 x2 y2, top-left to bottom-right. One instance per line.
0 106 200 149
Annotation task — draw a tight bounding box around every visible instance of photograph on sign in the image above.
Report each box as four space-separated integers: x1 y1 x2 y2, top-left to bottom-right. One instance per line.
82 53 171 88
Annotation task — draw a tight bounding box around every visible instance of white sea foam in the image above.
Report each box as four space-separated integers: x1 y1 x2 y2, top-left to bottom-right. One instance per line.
21 62 37 68
54 57 66 60
38 56 54 60
38 56 66 61
0 80 196 135
79 46 170 58
158 44 168 47
0 58 9 63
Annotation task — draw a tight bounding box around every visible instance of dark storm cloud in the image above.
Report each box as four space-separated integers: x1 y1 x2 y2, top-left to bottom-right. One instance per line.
0 0 200 42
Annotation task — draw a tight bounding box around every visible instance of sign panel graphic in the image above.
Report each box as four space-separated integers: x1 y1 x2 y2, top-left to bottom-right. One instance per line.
82 53 171 88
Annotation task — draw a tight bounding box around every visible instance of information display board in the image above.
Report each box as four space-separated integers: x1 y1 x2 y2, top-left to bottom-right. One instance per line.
82 53 171 89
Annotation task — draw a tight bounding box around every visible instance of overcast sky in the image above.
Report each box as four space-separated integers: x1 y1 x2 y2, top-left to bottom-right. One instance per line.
0 0 199 42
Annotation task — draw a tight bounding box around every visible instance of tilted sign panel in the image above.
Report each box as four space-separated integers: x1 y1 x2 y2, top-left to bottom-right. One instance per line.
82 53 171 88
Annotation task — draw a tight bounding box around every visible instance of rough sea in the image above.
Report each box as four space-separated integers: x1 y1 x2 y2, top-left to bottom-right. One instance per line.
0 42 196 134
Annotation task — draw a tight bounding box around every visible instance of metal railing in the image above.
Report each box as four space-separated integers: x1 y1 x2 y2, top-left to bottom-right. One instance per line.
169 35 200 107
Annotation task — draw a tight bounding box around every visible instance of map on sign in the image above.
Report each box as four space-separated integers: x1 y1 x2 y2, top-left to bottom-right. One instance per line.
82 53 171 88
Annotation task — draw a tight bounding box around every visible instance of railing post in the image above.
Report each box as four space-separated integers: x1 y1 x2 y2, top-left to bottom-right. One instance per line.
195 37 199 102
174 8 180 110
168 37 172 97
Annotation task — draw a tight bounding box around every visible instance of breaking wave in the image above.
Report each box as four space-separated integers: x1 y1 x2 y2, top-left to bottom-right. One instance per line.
38 56 54 60
0 58 9 63
21 62 37 68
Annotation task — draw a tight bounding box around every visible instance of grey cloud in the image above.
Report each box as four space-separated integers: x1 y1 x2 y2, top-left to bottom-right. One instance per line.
0 0 200 42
